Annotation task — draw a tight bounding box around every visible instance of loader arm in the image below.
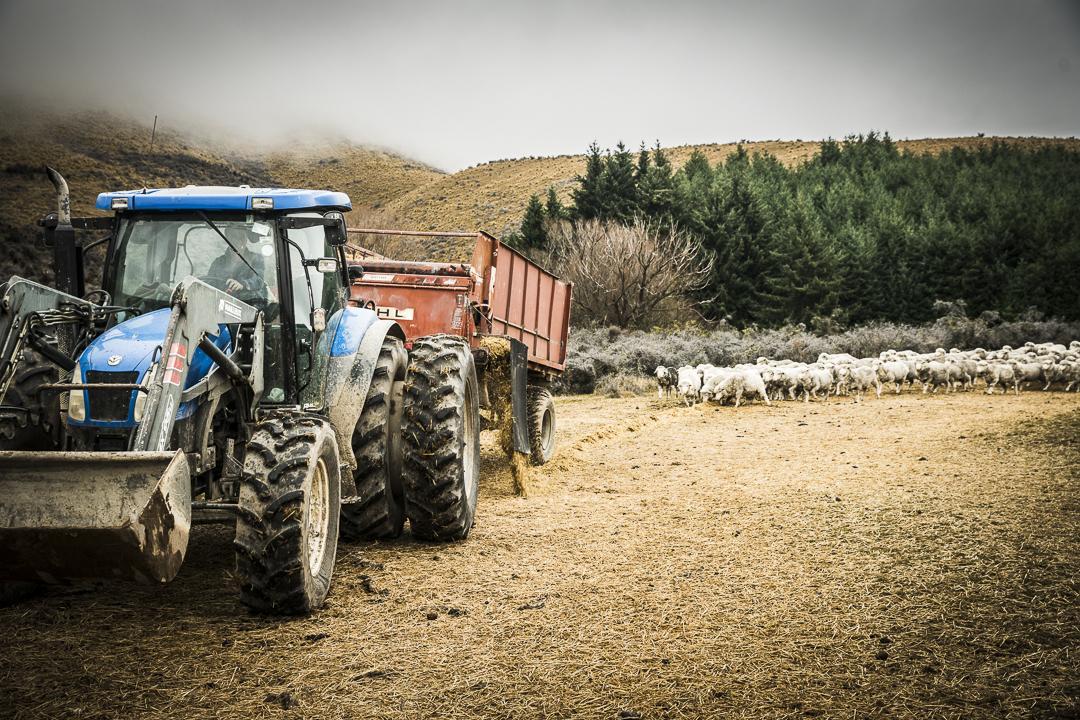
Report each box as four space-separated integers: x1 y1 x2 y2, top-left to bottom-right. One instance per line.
132 277 259 452
0 276 93 403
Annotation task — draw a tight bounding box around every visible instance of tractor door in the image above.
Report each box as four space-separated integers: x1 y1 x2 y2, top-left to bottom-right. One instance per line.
280 213 347 407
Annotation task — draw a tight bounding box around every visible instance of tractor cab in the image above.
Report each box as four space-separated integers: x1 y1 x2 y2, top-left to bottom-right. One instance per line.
92 187 352 412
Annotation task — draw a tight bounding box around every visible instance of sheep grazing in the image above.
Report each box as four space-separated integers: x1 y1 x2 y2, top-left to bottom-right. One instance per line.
675 365 702 407
916 360 957 393
976 360 1020 395
654 339 1078 408
801 364 834 402
838 365 882 401
876 360 911 394
702 368 771 407
654 366 677 399
1010 360 1046 391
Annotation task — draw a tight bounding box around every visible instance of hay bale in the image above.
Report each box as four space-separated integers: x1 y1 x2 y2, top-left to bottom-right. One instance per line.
477 336 530 497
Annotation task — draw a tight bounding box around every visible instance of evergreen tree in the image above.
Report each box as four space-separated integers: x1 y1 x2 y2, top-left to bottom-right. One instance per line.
572 142 605 220
521 136 1080 326
545 186 564 221
520 194 547 249
637 141 676 221
600 141 639 223
635 142 651 182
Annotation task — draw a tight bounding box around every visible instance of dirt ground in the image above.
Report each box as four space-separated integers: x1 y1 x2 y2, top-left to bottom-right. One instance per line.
1 391 1078 719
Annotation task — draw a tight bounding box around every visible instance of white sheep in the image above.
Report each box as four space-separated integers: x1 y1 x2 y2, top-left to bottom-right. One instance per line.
675 365 702 407
702 368 771 407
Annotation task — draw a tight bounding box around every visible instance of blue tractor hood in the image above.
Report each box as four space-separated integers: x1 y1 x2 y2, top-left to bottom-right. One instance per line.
71 308 232 428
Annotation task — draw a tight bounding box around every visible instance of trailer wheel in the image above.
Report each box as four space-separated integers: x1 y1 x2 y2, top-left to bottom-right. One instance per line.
527 386 556 465
402 335 480 541
340 337 407 540
0 348 59 450
234 414 341 614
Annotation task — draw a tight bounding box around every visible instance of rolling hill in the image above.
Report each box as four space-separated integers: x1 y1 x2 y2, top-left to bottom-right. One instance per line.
1 106 1076 276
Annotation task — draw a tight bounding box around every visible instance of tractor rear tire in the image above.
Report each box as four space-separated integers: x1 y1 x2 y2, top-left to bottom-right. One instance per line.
527 386 556 465
0 348 59 451
401 335 480 541
340 337 407 540
234 414 341 614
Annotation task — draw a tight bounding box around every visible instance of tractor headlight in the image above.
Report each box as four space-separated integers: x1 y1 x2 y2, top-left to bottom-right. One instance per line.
133 372 150 422
68 364 85 421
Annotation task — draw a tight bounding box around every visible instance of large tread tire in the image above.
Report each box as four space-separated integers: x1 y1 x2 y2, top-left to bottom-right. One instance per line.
526 386 556 465
402 335 480 542
0 348 60 451
234 414 341 614
340 337 408 540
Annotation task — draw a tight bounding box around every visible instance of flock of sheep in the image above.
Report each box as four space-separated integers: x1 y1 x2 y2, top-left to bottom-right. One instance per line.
655 341 1080 407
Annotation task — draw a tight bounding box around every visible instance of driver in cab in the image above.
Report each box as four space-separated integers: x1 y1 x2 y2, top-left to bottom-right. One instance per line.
209 227 270 304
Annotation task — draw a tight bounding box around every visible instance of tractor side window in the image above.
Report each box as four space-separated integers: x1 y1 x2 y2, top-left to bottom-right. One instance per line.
285 213 345 403
285 214 345 324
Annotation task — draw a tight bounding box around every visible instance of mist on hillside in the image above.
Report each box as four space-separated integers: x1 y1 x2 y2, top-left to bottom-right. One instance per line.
1 0 1078 170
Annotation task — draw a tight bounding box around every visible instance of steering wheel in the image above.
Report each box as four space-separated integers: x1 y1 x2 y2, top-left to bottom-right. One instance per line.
201 275 277 318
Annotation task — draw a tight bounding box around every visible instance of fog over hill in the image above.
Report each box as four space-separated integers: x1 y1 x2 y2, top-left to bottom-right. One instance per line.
0 1 1077 171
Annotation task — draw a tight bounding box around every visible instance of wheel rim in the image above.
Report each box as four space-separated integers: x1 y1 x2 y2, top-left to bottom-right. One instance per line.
540 404 554 453
307 457 330 576
462 386 478 506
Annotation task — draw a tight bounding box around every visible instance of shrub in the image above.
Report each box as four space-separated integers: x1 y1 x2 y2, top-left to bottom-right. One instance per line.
554 318 1080 394
594 373 656 398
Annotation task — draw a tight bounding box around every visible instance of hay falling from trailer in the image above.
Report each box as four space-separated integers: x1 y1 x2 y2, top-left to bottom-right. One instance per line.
478 336 530 497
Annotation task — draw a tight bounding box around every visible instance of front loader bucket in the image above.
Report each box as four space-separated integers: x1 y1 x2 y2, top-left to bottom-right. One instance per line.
0 450 191 584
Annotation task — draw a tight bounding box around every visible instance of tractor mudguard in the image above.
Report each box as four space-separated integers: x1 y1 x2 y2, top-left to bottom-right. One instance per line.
318 307 404 486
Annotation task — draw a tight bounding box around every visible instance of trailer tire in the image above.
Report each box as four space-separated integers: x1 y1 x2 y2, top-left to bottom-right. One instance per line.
340 337 407 540
235 414 341 614
0 348 59 451
402 335 480 541
527 386 556 465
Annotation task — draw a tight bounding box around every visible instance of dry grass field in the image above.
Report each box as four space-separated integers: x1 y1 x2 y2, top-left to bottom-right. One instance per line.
2 391 1077 719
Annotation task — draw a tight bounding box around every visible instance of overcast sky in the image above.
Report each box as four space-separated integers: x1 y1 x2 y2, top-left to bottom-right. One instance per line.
0 0 1077 170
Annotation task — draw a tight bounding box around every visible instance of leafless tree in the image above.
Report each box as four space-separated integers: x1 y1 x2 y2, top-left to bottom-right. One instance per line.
548 216 713 329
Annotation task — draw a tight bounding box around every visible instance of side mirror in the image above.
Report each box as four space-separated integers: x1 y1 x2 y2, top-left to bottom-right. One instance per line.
324 211 347 246
302 257 339 273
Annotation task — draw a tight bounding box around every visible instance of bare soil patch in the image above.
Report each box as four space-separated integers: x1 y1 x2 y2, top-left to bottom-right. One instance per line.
1 392 1078 719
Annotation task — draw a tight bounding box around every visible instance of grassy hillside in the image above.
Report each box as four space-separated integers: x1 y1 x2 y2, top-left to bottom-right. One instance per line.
383 137 1080 260
1 105 1075 276
266 145 443 214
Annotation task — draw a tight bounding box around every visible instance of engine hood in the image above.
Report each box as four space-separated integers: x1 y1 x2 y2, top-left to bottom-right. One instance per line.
72 308 232 428
81 308 231 384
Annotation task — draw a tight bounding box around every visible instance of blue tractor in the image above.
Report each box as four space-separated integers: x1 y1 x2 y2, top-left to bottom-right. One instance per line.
0 170 481 613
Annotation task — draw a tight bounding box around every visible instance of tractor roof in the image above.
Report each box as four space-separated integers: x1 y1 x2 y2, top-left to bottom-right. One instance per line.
95 186 351 212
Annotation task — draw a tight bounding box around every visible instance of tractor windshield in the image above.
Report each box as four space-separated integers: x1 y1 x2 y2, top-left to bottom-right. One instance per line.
111 213 280 316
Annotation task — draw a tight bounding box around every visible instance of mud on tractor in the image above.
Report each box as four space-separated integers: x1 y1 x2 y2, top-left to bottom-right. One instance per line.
0 171 569 614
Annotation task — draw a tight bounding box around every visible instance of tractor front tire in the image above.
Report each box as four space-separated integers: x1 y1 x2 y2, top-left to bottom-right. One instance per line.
340 336 408 540
0 348 59 451
527 386 556 465
402 335 480 541
234 414 341 614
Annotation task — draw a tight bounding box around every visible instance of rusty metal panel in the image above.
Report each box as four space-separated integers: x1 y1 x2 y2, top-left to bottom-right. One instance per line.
346 228 571 373
351 281 471 343
487 242 571 372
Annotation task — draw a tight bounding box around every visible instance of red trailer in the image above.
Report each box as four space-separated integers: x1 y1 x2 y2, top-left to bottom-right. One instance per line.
345 229 572 466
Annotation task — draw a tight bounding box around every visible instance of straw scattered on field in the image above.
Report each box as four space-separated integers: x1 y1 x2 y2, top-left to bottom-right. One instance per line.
1 391 1078 719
